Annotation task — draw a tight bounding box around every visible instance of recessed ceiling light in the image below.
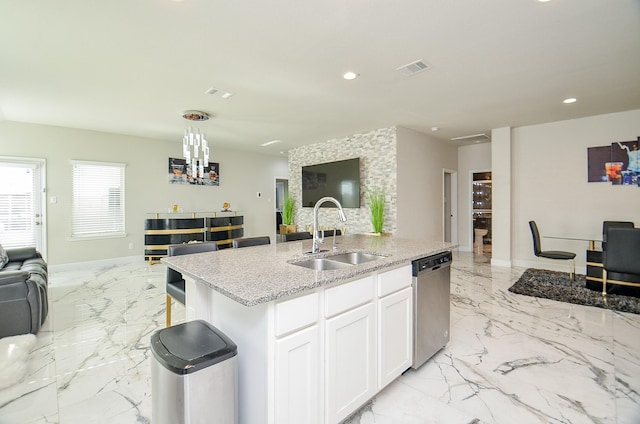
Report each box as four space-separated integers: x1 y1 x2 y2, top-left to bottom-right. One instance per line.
431 126 439 132
563 97 577 104
260 139 282 147
538 0 552 2
343 71 358 80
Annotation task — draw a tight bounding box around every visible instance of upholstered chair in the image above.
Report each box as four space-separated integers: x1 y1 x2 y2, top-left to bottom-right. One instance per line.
165 242 218 327
232 236 270 248
528 220 576 280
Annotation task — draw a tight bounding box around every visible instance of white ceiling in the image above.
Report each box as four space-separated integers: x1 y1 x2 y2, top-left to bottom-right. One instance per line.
1 0 639 155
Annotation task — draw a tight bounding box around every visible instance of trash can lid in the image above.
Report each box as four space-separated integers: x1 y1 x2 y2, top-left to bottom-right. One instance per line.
151 320 237 375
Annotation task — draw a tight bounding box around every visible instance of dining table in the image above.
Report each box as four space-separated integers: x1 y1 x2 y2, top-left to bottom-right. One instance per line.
543 234 601 251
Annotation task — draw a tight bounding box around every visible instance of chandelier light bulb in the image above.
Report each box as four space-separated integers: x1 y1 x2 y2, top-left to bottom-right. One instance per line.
181 110 212 182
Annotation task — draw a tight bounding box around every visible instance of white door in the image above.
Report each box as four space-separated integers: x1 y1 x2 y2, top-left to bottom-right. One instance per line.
0 157 46 257
443 169 458 244
325 303 376 423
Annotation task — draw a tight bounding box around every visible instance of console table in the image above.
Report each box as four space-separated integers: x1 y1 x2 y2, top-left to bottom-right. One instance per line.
144 211 244 263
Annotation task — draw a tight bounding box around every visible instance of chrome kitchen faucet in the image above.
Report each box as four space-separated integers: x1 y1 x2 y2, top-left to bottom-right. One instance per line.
312 197 347 254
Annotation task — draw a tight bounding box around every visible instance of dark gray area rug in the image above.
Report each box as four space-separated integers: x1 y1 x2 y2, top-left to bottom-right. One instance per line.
509 268 640 315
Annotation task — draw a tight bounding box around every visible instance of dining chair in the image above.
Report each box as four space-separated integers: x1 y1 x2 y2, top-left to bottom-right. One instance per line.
232 236 271 248
166 242 218 327
318 229 341 237
602 227 640 296
282 232 312 242
602 221 634 251
528 220 576 280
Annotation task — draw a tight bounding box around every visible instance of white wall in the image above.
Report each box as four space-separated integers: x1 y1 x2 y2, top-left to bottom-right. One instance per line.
457 142 492 251
491 127 512 267
0 121 288 265
396 126 458 241
511 109 640 271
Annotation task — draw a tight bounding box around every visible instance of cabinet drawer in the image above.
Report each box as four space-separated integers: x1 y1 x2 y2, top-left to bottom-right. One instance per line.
325 276 375 318
378 265 412 298
275 292 319 337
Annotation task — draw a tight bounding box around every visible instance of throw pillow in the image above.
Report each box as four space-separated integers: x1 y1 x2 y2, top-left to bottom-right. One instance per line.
0 243 8 269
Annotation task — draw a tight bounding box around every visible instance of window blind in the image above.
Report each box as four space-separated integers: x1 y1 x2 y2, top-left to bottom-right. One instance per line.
0 163 37 248
72 161 125 238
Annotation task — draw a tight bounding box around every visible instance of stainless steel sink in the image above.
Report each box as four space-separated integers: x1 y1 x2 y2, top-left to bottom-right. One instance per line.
292 258 353 271
291 251 385 270
325 252 385 265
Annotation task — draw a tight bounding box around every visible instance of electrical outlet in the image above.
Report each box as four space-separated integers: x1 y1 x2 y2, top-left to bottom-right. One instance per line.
128 242 134 250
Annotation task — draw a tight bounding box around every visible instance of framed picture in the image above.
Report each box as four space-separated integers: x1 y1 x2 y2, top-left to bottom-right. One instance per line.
587 139 639 186
168 157 219 186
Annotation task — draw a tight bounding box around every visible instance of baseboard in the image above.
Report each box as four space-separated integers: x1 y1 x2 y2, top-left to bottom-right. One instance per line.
49 255 145 273
491 258 512 268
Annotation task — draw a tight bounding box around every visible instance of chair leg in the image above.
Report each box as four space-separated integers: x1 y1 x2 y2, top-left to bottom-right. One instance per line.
602 269 607 296
570 259 575 281
166 294 172 327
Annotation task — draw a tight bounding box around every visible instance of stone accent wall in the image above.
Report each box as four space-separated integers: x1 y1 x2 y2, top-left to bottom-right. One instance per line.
288 126 397 235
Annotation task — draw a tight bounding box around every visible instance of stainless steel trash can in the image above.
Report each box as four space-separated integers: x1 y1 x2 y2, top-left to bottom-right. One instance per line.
151 320 238 424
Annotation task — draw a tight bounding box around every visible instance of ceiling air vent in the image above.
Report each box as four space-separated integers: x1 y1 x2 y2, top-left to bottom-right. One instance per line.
205 87 234 99
450 133 491 143
396 60 430 76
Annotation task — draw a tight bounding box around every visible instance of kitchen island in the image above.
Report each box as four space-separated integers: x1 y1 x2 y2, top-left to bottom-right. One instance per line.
162 234 454 424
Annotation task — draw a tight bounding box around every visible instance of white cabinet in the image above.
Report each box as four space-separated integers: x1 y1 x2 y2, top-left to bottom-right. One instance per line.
325 302 376 423
324 275 376 423
378 287 412 389
275 325 320 424
274 292 321 424
193 266 413 424
377 265 413 389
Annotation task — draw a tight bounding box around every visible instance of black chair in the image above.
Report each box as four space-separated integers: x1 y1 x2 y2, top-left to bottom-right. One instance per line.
232 236 271 248
602 221 634 251
602 227 640 296
166 242 218 327
528 221 576 280
282 232 312 242
318 229 341 237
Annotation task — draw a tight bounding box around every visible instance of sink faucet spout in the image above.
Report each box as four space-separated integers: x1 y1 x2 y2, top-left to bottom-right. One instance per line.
312 197 347 254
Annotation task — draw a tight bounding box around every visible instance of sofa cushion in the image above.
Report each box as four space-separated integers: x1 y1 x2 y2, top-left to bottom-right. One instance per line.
19 260 47 281
0 244 8 269
3 262 24 272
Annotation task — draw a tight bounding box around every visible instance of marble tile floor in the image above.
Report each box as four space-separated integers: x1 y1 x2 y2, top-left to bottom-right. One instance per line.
1 251 639 424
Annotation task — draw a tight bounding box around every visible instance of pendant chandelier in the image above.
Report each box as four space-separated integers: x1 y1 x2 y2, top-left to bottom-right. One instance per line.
182 110 210 179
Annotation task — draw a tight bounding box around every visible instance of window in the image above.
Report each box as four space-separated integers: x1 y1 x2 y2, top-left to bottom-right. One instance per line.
71 161 125 239
0 160 41 248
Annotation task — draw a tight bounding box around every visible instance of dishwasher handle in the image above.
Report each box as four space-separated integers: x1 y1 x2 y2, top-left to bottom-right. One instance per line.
412 251 452 276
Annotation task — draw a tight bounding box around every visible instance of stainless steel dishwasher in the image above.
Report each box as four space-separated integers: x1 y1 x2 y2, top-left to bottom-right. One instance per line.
411 251 452 369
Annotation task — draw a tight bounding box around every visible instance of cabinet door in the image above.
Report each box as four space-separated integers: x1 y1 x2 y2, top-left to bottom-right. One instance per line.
378 287 413 389
325 303 376 424
275 325 320 424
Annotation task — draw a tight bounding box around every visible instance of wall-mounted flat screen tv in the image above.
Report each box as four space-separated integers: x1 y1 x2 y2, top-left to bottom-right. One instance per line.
302 158 360 208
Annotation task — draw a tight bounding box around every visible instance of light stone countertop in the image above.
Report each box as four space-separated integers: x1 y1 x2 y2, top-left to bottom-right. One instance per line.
161 234 455 307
